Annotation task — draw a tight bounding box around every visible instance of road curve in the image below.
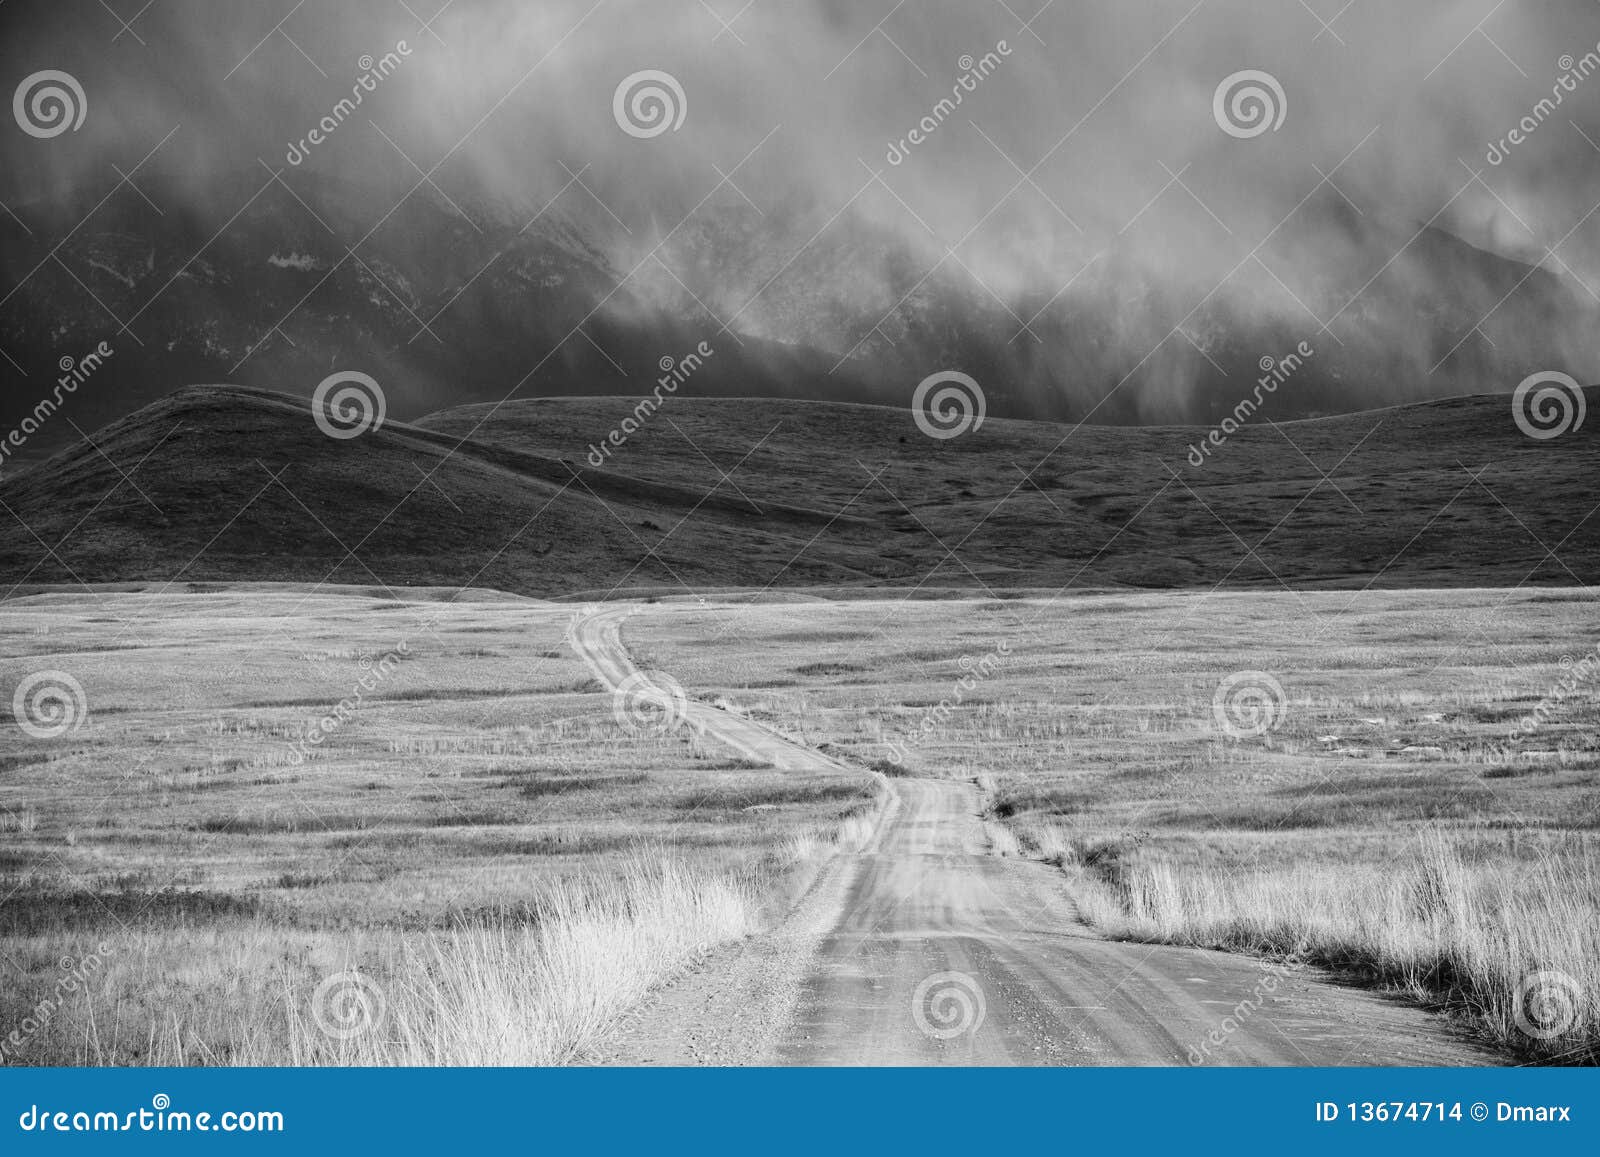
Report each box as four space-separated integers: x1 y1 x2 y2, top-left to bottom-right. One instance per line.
568 603 848 772
572 604 1496 1067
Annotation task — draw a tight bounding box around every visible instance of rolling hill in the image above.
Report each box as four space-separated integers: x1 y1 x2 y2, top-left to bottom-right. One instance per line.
1 384 1596 597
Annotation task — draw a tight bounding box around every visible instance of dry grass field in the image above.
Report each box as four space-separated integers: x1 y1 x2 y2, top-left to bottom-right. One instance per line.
5 583 1596 1065
626 587 1600 1062
0 586 877 1065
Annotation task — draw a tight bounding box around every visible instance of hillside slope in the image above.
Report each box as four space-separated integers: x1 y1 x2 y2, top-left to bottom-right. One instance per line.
2 385 1597 596
418 389 1600 589
0 387 883 596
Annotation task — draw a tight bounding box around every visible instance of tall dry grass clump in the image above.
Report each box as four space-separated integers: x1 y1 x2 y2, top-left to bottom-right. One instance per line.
268 801 883 1064
20 790 885 1067
285 856 756 1065
21 856 756 1067
1049 828 1598 1062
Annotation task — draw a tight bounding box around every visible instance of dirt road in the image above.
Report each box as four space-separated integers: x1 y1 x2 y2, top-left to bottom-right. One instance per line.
570 604 1495 1066
568 604 846 771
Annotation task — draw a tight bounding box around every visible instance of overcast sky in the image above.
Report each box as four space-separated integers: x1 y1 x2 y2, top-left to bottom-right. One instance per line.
5 0 1600 328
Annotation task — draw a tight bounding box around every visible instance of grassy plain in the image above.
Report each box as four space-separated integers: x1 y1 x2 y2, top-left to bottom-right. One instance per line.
627 587 1600 1062
0 587 875 1065
6 584 1596 1065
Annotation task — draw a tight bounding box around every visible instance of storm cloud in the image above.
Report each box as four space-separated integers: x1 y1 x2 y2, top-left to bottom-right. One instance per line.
4 0 1599 415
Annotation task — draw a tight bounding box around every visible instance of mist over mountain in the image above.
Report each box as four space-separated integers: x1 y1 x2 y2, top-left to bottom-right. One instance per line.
2 165 1594 453
3 0 1600 448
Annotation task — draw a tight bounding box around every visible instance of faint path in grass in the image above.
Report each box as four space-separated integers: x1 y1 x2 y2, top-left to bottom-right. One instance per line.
577 603 1499 1067
567 603 855 772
